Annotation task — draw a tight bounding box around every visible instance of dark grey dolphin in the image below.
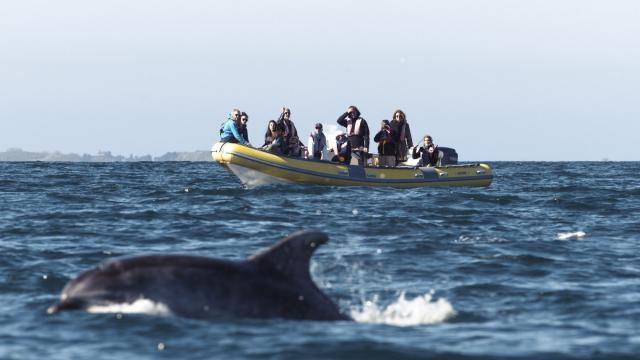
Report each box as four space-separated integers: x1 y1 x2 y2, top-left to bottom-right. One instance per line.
48 231 350 321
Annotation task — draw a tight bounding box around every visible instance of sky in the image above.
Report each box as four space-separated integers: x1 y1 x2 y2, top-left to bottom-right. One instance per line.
1 0 639 160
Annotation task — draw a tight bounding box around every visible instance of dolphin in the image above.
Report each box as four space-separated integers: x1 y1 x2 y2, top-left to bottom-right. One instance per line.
48 230 350 321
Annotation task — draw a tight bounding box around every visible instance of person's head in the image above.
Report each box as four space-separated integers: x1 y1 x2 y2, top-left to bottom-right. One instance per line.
336 131 346 142
392 110 406 123
423 135 433 146
314 123 323 133
347 105 360 119
266 120 278 136
240 112 249 126
231 109 242 122
282 107 291 120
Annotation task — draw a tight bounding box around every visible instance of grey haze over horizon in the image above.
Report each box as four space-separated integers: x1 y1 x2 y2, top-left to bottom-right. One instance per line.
1 0 639 161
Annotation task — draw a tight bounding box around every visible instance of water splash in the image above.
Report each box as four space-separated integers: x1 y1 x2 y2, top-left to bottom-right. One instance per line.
350 291 456 327
557 231 586 241
86 299 171 316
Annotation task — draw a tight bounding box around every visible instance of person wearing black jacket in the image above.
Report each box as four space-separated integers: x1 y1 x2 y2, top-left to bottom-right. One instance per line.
331 131 352 165
276 107 298 155
390 109 413 163
412 135 439 167
239 112 250 143
261 121 286 154
336 105 369 165
373 120 396 167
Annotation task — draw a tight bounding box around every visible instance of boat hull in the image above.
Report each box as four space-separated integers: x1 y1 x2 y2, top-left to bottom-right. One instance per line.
211 142 492 188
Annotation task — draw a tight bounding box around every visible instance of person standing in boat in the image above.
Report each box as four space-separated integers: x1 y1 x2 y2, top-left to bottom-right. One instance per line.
412 135 439 167
374 120 396 167
307 123 327 160
336 105 369 165
276 107 299 155
220 109 251 146
390 109 413 163
239 112 250 143
331 131 352 165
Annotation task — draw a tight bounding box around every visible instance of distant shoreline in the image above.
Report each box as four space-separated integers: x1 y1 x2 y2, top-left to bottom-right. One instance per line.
0 148 212 162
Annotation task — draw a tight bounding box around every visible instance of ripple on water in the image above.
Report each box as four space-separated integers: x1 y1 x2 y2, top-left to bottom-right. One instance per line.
0 161 639 358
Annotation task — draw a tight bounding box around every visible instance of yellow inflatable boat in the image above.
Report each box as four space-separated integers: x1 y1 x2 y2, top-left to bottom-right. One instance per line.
211 142 492 188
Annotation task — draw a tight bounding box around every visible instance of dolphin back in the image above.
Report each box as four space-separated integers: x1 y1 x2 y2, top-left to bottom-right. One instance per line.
249 230 328 282
48 231 350 321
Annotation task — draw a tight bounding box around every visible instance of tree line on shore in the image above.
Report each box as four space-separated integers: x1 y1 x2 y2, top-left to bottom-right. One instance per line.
0 148 212 162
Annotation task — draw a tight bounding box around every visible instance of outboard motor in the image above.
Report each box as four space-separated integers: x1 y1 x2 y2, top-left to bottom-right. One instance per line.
438 147 458 165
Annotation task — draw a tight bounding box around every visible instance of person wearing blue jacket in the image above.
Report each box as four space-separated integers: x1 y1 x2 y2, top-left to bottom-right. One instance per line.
220 109 251 146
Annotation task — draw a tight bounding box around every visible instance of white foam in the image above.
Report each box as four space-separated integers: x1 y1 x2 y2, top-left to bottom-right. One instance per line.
87 298 171 316
227 163 292 188
556 231 586 241
350 291 456 327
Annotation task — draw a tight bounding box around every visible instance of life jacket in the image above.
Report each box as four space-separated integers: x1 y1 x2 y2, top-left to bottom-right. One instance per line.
346 118 363 136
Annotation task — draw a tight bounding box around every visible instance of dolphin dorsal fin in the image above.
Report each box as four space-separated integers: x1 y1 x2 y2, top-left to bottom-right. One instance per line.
249 231 328 282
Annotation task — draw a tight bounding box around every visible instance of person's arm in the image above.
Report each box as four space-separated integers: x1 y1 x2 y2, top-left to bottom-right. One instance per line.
373 130 383 142
405 123 413 148
241 127 249 143
428 145 439 166
412 146 421 159
362 120 370 151
230 123 247 145
337 112 349 127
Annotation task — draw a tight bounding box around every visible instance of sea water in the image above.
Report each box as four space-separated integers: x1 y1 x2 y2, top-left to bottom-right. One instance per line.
0 161 638 359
